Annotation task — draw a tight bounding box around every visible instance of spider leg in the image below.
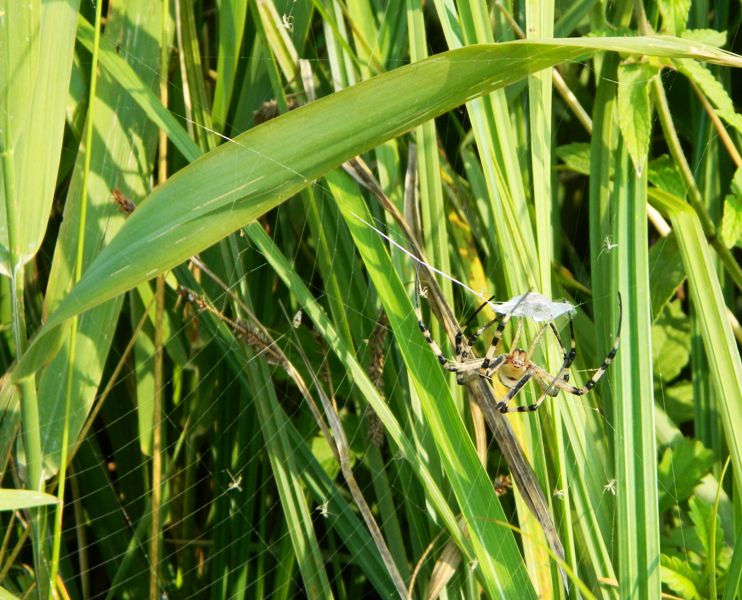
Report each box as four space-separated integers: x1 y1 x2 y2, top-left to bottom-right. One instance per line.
501 342 576 412
495 371 534 413
480 292 530 373
553 319 577 381
497 294 621 414
504 319 576 411
414 274 459 370
525 295 622 407
460 294 496 350
536 319 577 389
413 269 484 380
545 292 622 395
525 322 551 360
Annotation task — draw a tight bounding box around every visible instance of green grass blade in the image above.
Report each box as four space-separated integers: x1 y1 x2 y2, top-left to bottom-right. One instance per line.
75 15 201 163
16 37 734 380
175 0 218 151
650 189 742 490
0 489 57 511
249 357 335 599
0 0 79 274
211 0 249 132
37 0 165 474
242 223 477 568
613 161 661 598
329 176 536 597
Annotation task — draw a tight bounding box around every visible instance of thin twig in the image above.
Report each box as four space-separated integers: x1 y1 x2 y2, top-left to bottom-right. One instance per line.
287 324 410 599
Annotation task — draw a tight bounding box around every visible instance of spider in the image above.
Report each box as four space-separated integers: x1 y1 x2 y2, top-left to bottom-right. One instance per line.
415 279 622 413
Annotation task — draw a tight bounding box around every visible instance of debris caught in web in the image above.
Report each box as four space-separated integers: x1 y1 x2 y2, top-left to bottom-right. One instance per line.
493 292 576 322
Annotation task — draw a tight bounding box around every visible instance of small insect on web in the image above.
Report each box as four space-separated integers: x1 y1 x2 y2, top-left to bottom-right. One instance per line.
414 275 622 413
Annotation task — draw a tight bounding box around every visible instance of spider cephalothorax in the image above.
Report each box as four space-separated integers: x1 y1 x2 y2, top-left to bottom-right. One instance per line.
499 351 528 384
415 283 622 413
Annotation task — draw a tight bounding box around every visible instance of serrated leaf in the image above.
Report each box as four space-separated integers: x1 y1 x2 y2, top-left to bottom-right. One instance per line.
556 142 591 175
661 554 704 599
649 233 686 319
721 192 742 249
657 438 715 513
652 299 691 382
658 0 691 34
648 154 686 197
720 168 742 249
688 496 724 561
662 526 706 557
676 59 742 135
661 380 694 424
729 167 742 197
681 28 727 47
714 108 742 136
618 62 659 174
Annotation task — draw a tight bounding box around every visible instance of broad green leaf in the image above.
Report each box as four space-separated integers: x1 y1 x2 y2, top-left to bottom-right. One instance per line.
721 193 742 249
720 168 742 249
652 300 691 382
617 62 660 174
661 554 704 600
556 145 686 199
556 142 592 175
714 108 742 137
13 37 742 380
648 233 686 319
309 434 340 481
662 380 694 424
658 0 691 34
681 28 727 47
677 58 742 136
657 439 715 513
688 496 723 561
648 154 686 198
0 489 58 510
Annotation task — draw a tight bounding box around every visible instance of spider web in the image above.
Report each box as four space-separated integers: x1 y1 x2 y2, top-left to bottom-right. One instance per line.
2 1 731 598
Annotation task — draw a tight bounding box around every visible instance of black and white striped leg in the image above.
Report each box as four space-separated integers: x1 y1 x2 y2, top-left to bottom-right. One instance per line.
529 295 622 397
571 292 622 393
481 292 533 371
460 294 496 354
555 319 577 381
495 372 534 412
539 320 577 392
414 278 458 371
414 269 482 377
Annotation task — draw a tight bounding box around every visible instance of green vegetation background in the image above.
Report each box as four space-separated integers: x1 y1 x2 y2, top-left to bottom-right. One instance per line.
0 1 741 598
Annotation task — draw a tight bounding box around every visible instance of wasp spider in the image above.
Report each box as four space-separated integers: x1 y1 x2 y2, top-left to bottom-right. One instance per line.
415 281 622 413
